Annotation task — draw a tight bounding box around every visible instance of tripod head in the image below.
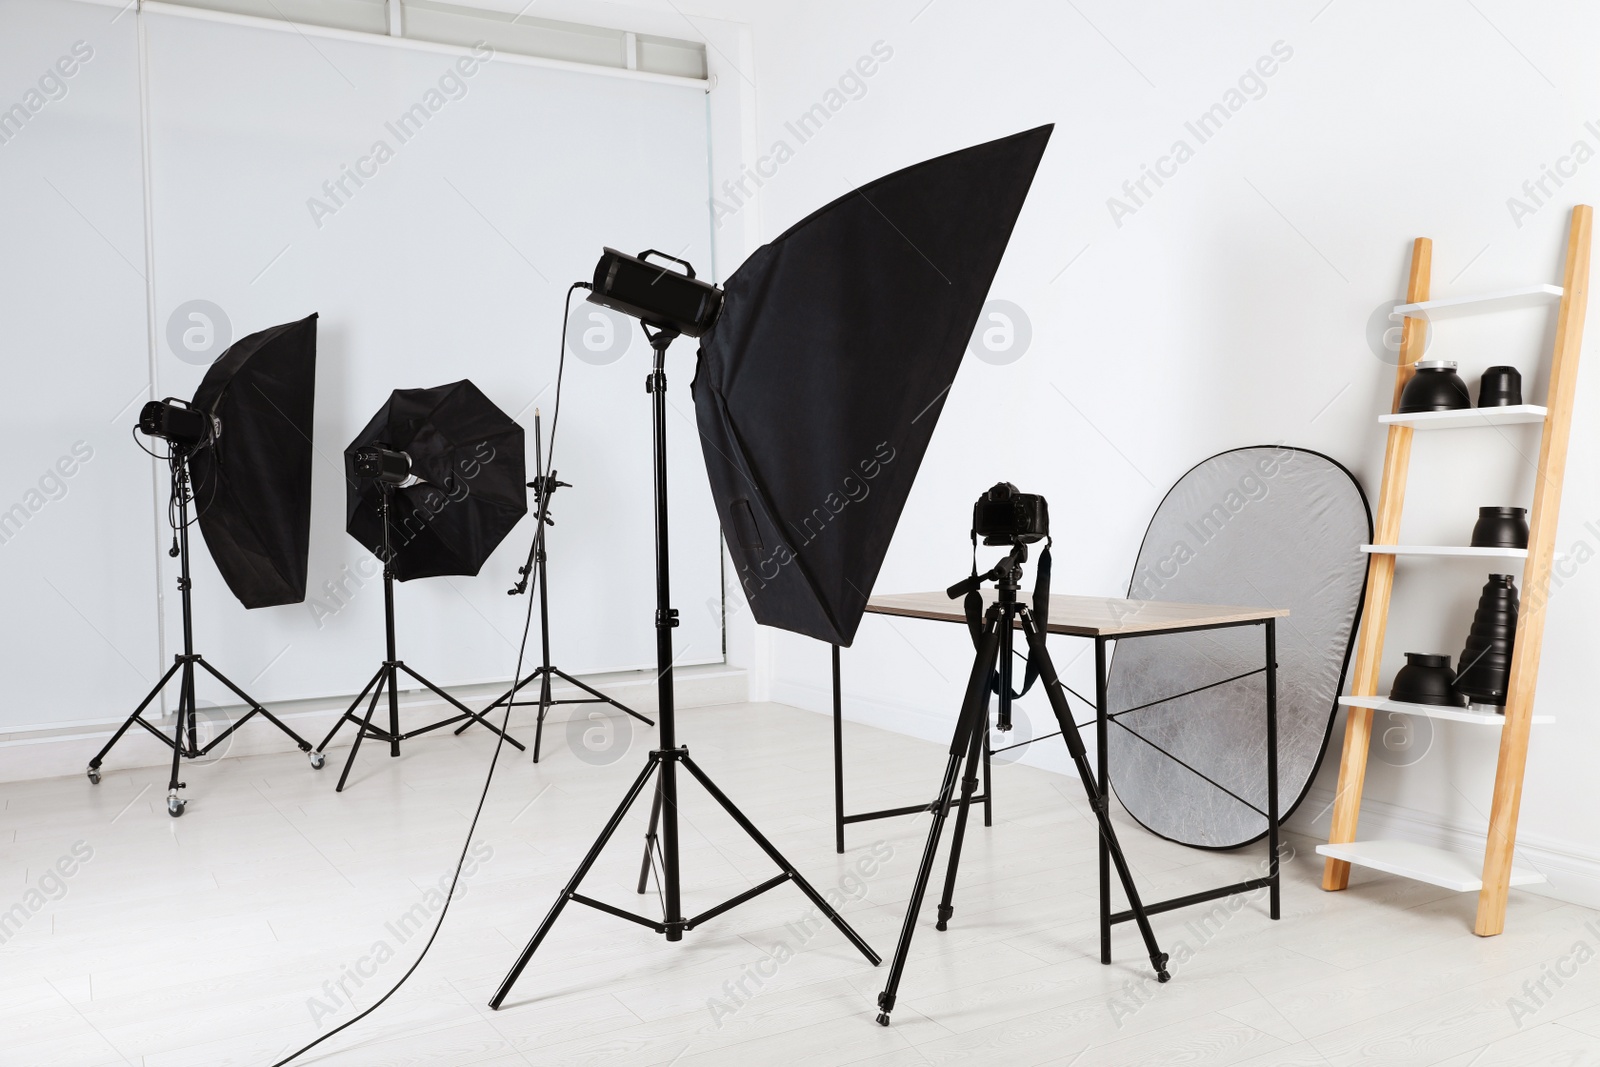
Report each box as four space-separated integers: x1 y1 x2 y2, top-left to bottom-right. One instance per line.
946 542 1029 603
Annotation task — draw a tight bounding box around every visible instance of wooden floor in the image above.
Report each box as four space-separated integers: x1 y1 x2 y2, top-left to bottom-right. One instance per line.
5 700 1600 1066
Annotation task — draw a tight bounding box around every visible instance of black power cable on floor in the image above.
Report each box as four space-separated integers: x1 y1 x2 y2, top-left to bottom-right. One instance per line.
269 281 589 1067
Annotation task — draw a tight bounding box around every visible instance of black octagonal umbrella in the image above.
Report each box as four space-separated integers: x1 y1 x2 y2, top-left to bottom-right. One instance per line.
345 380 527 580
319 379 529 792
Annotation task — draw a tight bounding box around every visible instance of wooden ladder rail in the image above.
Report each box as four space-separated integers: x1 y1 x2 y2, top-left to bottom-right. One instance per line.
1320 236 1432 892
1477 204 1591 934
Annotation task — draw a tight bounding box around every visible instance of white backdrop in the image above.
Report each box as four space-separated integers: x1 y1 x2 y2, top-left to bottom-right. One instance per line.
0 0 725 730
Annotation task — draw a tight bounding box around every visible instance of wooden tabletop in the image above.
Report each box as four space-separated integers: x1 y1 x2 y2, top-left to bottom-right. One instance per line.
866 590 1287 638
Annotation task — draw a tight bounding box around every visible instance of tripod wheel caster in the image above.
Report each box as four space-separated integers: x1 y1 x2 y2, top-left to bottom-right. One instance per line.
935 920 947 932
876 1013 890 1027
309 751 326 770
167 795 186 818
86 766 101 785
1157 970 1171 983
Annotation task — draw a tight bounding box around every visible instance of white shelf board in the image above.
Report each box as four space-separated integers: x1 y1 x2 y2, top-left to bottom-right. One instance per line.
1316 840 1546 893
1361 544 1527 559
1392 284 1562 320
1379 405 1547 430
1338 694 1553 726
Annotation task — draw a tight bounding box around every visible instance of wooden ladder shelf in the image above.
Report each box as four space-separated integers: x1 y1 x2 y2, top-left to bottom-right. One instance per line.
1318 204 1591 935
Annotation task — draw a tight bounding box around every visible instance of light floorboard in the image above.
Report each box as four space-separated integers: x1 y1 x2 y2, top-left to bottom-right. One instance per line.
2 700 1597 1065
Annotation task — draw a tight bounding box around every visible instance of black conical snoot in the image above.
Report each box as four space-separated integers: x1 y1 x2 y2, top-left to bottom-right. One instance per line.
1453 573 1519 707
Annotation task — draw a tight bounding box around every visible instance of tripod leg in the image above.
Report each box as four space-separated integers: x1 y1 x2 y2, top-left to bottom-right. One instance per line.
401 664 526 752
90 659 183 773
636 781 663 895
337 669 387 793
678 753 879 966
491 753 663 1010
982 720 993 828
1021 614 1169 982
454 670 536 736
935 708 990 932
193 658 312 751
876 615 1003 1026
318 668 384 753
549 668 655 727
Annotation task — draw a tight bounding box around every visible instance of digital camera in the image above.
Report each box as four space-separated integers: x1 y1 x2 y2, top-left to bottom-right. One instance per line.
972 482 1048 546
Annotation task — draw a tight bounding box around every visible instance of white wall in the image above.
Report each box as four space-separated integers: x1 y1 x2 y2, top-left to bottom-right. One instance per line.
650 0 1600 904
0 0 727 732
1 0 160 732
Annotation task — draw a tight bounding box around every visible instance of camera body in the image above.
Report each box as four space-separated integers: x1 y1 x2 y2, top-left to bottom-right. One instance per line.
973 482 1049 546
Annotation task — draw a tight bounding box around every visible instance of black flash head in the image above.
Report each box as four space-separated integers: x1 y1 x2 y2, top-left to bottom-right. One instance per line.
352 445 415 486
138 398 214 449
588 247 723 337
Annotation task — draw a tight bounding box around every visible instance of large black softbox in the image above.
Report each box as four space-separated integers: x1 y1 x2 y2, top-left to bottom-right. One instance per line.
189 313 318 608
693 125 1052 645
345 380 527 581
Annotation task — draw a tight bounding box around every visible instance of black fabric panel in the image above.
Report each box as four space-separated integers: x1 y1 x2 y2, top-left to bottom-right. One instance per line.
693 125 1052 646
189 313 318 609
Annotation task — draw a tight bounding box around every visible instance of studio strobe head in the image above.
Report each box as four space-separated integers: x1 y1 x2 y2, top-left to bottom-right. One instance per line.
138 398 215 450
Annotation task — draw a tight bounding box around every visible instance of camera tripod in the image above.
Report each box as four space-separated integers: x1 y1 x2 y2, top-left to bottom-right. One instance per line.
88 448 319 817
874 541 1169 1026
489 325 879 1011
315 484 525 791
455 412 652 761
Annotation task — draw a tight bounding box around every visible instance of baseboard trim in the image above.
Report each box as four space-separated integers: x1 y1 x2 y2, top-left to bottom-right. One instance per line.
0 665 746 784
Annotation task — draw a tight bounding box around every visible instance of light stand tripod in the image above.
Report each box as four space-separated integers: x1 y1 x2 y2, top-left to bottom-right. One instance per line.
489 325 880 1011
874 541 1169 1026
455 412 652 762
315 484 525 791
88 448 319 817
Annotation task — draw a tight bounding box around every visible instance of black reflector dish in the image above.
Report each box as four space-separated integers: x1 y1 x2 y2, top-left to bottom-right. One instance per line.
345 380 527 581
692 125 1053 645
189 313 318 609
1105 447 1371 849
